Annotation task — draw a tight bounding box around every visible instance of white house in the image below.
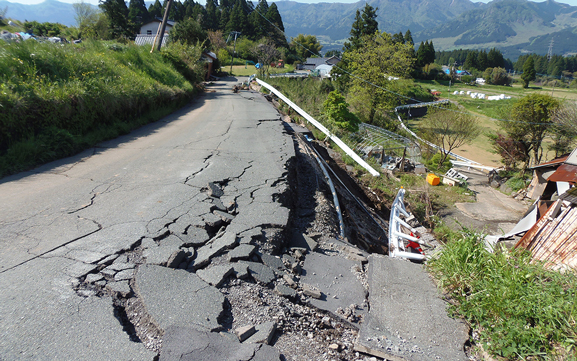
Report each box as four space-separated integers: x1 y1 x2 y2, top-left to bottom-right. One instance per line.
139 18 176 36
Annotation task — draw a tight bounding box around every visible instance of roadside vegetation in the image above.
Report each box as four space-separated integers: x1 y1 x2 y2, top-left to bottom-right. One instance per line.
428 232 577 360
0 40 205 177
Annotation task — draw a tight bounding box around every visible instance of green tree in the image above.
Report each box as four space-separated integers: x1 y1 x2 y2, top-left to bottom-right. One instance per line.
128 0 150 31
404 29 413 45
345 31 414 124
323 90 360 133
501 94 560 167
463 50 478 70
99 0 131 39
324 50 341 58
290 34 322 60
416 40 434 67
265 3 287 48
483 67 511 85
343 3 378 52
420 105 481 167
73 1 100 32
392 31 404 44
148 0 162 18
521 56 536 88
170 17 208 45
204 0 219 30
477 50 488 70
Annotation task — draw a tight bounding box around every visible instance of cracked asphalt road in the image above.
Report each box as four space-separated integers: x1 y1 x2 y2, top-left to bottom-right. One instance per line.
0 77 293 360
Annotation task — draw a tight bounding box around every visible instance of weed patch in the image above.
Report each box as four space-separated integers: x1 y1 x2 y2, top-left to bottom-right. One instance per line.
428 233 577 360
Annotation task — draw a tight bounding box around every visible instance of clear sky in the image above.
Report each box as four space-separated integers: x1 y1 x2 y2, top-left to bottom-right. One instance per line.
4 0 577 7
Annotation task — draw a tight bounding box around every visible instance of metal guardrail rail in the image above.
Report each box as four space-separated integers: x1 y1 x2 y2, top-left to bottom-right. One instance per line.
256 78 380 177
388 188 426 261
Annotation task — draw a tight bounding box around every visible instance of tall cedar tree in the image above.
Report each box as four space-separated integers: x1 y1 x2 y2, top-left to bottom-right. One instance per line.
344 4 378 51
148 0 162 18
128 0 150 30
522 57 536 88
99 0 131 39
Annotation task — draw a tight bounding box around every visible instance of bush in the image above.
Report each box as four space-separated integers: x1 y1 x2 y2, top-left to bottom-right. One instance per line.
424 152 452 173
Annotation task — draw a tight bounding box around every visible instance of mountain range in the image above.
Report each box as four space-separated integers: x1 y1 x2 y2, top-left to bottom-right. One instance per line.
1 0 576 59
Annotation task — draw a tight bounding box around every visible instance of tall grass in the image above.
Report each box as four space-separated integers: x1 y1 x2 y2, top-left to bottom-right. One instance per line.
0 40 204 177
428 232 577 360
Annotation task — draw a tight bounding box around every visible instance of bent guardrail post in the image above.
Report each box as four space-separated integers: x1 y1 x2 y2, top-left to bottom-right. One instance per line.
255 78 380 177
388 188 426 262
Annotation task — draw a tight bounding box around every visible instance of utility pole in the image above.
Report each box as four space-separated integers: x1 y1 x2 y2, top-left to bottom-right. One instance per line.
228 31 241 74
151 0 173 53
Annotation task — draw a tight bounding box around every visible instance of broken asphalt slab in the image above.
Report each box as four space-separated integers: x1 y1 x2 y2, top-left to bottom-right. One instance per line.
300 252 367 319
355 254 469 361
133 264 225 332
160 326 282 361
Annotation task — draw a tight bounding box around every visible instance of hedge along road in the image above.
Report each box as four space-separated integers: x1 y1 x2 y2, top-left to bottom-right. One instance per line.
0 77 294 359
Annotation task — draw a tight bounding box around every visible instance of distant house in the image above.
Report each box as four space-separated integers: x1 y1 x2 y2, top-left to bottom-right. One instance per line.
140 18 176 36
134 18 176 48
301 56 341 71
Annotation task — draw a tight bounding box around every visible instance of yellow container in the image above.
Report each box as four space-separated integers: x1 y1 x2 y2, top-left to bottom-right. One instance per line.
426 173 440 186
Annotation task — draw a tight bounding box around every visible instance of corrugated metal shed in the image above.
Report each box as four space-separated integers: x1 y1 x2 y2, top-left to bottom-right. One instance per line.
516 188 577 271
134 34 169 47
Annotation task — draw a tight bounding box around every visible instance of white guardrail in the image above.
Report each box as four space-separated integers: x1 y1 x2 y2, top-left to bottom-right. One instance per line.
388 188 426 261
255 78 380 177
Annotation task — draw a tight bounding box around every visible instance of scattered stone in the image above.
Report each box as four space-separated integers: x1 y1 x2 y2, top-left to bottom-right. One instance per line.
106 281 131 297
281 254 296 265
293 249 306 260
196 264 234 287
274 284 296 299
228 244 256 261
207 182 224 198
259 253 285 271
133 265 225 332
85 273 103 283
114 268 134 281
95 280 106 287
235 325 256 342
328 343 340 351
244 321 277 345
241 261 277 285
159 326 281 361
214 210 235 222
282 274 297 288
302 283 322 299
192 232 238 270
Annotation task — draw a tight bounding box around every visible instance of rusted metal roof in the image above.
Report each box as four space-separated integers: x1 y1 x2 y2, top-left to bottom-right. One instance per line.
516 199 577 271
530 154 569 169
547 164 577 183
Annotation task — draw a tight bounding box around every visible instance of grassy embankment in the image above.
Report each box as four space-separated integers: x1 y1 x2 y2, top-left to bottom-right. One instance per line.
262 76 577 360
0 40 205 178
